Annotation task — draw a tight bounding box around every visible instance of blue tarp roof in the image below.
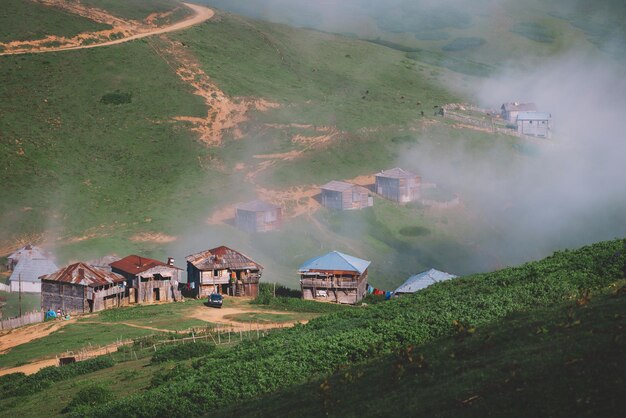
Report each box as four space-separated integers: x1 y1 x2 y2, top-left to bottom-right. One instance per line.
394 269 458 293
298 251 371 274
517 111 551 121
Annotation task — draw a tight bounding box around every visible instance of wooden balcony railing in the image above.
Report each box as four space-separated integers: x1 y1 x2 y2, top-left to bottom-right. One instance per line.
300 279 358 289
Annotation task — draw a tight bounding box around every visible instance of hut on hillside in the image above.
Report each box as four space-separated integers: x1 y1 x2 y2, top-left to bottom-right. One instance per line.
299 251 370 304
516 111 552 138
375 168 420 203
40 263 127 314
110 255 182 304
186 246 263 298
500 102 537 123
235 200 282 233
394 269 458 295
8 245 57 293
320 181 373 210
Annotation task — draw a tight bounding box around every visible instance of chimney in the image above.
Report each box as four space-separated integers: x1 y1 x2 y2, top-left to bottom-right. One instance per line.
78 268 85 280
167 257 174 266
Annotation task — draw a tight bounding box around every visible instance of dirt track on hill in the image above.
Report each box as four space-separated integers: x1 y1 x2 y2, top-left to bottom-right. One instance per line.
0 318 76 354
0 2 214 56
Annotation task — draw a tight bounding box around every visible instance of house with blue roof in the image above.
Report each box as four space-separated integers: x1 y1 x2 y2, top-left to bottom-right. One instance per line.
8 245 58 293
394 269 458 295
298 251 370 304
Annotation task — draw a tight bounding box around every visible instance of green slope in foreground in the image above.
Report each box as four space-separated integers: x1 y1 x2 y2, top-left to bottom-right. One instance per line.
19 237 617 417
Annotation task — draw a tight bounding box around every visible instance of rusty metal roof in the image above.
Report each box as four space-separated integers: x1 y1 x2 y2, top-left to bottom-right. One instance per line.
186 246 263 271
375 167 418 179
236 200 280 212
40 262 125 287
110 255 181 275
321 180 356 192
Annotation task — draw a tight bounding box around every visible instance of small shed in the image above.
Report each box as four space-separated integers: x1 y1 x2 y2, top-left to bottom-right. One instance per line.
500 102 537 123
41 262 127 314
235 200 282 233
394 269 458 295
320 181 373 210
299 251 370 304
375 168 421 203
186 246 263 298
110 255 182 304
8 245 57 293
516 111 551 138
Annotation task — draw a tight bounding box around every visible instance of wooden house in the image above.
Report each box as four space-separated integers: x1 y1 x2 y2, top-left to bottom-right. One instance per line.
320 181 373 210
299 251 370 304
516 111 552 138
40 262 127 314
501 102 537 123
375 168 420 203
186 246 263 298
235 200 282 233
8 245 57 293
110 255 182 304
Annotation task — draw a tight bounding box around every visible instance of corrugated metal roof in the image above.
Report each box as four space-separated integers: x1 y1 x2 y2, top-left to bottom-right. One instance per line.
394 269 458 293
516 111 551 121
8 245 52 262
299 251 371 274
501 102 537 112
321 180 356 192
9 258 58 283
41 262 125 287
186 246 263 271
375 167 417 179
110 255 181 275
236 200 280 212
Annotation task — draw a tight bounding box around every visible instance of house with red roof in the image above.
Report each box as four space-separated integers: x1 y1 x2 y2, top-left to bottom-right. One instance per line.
110 255 182 304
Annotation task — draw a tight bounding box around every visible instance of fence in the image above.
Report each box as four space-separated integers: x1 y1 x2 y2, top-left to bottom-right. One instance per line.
0 309 44 330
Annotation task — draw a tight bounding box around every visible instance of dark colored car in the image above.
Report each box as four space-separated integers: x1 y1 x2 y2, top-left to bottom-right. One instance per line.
207 293 223 308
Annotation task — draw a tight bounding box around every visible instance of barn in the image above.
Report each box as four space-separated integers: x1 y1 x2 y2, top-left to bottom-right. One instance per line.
41 262 127 314
500 102 537 123
299 251 370 305
375 168 421 203
110 255 182 304
394 269 458 295
7 245 57 293
186 246 263 298
320 181 373 210
516 111 552 138
235 200 282 233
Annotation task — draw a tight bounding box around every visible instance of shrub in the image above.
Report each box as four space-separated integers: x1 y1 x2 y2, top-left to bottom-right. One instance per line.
151 341 216 364
63 383 115 413
0 356 115 398
100 91 132 105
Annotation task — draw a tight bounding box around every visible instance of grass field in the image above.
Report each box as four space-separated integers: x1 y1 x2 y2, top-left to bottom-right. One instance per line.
0 291 40 319
80 0 187 21
0 0 111 43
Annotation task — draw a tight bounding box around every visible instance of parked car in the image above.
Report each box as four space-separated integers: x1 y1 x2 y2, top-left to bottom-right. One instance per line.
207 293 223 308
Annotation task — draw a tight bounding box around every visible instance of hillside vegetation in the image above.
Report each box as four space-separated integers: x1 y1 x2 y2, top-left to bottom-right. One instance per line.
15 238 613 417
0 0 111 43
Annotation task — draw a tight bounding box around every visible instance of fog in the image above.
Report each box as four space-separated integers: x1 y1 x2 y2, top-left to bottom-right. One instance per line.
195 0 626 271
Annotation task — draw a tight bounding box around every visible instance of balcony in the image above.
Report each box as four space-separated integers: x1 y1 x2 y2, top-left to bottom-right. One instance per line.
300 279 358 289
88 286 125 300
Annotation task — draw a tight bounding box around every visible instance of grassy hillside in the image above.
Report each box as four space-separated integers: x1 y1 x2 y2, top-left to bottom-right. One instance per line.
9 238 613 417
80 0 190 22
0 0 111 44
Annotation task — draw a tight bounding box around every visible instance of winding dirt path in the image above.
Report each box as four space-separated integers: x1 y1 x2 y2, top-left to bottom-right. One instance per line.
0 318 76 354
0 3 214 56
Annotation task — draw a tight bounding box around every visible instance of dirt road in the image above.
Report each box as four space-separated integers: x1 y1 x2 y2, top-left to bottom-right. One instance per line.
0 319 76 354
0 3 214 56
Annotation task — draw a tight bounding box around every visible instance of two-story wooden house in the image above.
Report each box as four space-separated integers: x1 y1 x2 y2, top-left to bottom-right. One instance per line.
299 251 370 304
